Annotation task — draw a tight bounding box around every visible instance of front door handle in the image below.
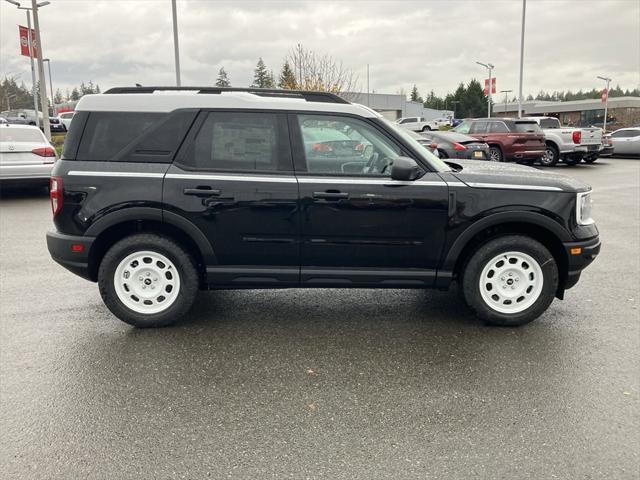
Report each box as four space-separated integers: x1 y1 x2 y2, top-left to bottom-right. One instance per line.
183 187 221 197
313 191 349 200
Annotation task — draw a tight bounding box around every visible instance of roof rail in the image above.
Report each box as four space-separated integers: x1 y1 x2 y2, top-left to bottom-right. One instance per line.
102 86 350 104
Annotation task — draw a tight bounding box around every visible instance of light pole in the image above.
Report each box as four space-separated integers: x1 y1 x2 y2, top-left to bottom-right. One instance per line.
43 58 54 115
4 0 47 128
451 100 460 119
171 0 181 86
597 75 612 133
31 0 51 140
476 61 494 117
517 0 527 118
500 89 513 115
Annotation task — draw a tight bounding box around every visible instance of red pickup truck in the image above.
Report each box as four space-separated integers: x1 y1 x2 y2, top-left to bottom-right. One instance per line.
453 118 546 164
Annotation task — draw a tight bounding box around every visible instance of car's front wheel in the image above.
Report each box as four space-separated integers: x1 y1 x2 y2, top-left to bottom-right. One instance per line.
98 233 199 328
488 146 503 162
461 235 558 326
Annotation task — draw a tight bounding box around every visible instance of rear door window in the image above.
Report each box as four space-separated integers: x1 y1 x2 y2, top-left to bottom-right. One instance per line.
180 111 290 172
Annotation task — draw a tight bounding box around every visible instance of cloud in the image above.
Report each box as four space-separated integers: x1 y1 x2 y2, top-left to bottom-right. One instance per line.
0 0 638 97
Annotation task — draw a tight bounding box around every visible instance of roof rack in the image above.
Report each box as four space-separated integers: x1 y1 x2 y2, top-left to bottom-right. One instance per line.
103 86 349 104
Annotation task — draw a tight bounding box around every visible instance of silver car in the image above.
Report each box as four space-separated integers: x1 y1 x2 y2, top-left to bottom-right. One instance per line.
0 124 57 185
610 127 640 157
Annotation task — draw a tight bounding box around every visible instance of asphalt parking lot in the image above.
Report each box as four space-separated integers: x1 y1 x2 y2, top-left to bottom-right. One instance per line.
1 158 638 479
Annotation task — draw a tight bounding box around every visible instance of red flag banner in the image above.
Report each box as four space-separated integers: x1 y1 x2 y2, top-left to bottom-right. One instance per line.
483 78 497 96
601 88 608 103
18 25 37 58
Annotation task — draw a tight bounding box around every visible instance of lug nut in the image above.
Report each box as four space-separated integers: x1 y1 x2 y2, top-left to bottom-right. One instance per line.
139 276 143 281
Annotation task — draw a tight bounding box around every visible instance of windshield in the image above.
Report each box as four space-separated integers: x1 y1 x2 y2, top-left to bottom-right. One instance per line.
380 118 451 172
0 128 45 143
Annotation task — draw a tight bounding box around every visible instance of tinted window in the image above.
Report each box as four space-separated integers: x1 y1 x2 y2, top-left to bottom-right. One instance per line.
297 114 401 176
454 121 472 134
469 121 488 134
0 128 45 143
489 121 509 133
77 112 164 161
514 122 543 134
184 111 286 172
612 129 640 138
539 118 560 129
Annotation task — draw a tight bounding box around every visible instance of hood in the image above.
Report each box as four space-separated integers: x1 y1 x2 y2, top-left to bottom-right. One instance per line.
448 160 590 193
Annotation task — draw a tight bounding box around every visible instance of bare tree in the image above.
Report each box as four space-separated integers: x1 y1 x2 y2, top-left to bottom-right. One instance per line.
286 44 359 99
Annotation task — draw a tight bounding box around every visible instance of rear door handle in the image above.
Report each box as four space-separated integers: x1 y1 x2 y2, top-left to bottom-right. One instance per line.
313 191 349 200
183 187 221 197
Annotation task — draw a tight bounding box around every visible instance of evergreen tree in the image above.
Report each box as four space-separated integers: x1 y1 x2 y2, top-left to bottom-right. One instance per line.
215 67 231 87
410 84 422 102
278 61 297 89
463 79 487 117
53 89 63 104
70 87 80 101
251 57 271 88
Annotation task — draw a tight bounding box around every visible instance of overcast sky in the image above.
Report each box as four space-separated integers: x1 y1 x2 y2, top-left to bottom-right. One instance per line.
1 0 638 99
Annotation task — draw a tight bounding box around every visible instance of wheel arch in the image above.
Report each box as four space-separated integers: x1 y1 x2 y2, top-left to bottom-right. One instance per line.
441 212 570 295
85 208 216 284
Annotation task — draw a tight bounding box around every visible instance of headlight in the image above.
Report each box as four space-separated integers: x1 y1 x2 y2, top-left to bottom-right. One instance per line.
576 191 594 225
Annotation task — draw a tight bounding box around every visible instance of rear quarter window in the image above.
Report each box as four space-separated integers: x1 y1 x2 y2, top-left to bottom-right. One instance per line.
515 122 543 134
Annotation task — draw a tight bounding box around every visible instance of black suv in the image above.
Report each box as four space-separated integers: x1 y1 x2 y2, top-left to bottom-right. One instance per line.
46 87 600 328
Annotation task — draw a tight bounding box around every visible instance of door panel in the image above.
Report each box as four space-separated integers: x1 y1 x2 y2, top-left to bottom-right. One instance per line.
162 110 300 286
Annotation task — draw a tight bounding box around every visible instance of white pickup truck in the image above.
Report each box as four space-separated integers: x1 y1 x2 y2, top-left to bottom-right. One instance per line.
396 116 449 132
523 117 602 166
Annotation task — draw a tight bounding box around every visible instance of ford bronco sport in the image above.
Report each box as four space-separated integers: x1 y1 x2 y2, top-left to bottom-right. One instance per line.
46 87 600 328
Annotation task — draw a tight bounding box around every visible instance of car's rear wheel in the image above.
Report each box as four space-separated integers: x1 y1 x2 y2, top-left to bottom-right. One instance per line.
583 154 599 164
562 154 580 166
98 233 199 328
422 125 431 132
488 146 503 162
540 144 559 166
461 235 558 326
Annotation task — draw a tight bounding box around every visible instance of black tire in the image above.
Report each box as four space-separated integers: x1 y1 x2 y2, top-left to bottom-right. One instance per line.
488 146 503 162
540 144 559 167
461 235 558 326
422 125 431 132
562 154 580 166
583 154 598 164
98 233 199 328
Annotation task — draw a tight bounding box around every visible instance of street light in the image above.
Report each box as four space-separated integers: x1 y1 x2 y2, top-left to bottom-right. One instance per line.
500 89 513 115
171 0 181 86
476 61 494 117
597 75 612 133
43 58 54 115
4 0 51 137
517 0 527 118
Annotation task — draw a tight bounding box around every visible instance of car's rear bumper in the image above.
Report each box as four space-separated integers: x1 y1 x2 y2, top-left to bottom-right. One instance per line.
46 230 96 281
0 163 53 182
563 235 601 290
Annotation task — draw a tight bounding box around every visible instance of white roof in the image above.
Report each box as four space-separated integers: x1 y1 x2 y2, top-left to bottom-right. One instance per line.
76 91 380 118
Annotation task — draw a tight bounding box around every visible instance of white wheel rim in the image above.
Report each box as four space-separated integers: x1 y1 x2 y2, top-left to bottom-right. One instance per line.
479 251 544 314
113 251 181 314
489 149 500 161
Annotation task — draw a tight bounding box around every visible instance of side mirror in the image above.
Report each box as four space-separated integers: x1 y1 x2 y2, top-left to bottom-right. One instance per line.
391 156 424 181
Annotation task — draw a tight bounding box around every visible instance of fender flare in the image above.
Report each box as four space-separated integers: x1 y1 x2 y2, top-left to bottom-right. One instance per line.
85 207 217 265
441 210 571 273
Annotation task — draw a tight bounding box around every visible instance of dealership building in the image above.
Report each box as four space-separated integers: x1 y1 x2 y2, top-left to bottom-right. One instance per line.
345 92 453 122
497 96 640 129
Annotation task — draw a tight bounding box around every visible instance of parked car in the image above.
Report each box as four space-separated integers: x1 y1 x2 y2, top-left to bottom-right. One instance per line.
46 86 599 328
609 128 640 157
0 109 42 126
521 117 602 166
49 116 67 133
0 124 57 186
396 116 442 132
598 134 614 157
405 130 440 156
0 116 7 124
419 131 490 160
58 111 75 130
453 118 545 164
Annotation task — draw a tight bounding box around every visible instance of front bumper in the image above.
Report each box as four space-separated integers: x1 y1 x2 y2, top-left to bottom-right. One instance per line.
562 236 601 290
46 230 96 281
